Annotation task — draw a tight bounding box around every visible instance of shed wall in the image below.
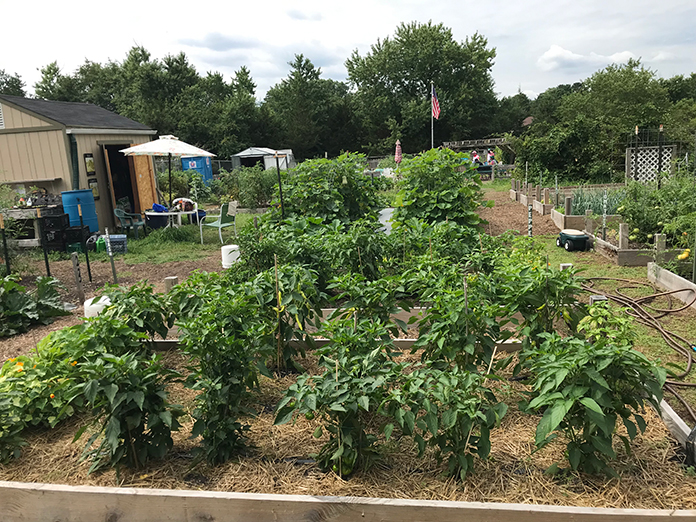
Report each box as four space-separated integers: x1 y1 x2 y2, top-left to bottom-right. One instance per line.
0 102 53 129
0 129 70 193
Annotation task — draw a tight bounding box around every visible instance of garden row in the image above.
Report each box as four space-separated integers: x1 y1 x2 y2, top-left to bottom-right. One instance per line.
0 150 667 482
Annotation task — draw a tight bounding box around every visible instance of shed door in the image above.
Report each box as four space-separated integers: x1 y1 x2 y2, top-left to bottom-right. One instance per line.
102 145 118 215
131 153 157 210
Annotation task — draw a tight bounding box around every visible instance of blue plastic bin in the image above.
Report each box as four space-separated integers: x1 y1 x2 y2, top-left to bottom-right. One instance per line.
189 209 206 225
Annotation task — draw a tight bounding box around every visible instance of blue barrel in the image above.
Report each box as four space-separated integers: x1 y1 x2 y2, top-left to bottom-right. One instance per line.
61 190 99 233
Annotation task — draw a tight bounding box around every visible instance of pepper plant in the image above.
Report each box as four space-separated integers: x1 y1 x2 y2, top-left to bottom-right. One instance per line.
524 333 666 476
383 366 507 480
274 317 402 476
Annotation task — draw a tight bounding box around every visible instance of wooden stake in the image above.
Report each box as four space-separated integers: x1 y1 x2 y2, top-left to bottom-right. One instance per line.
274 254 282 369
71 252 85 304
36 208 50 277
0 214 9 276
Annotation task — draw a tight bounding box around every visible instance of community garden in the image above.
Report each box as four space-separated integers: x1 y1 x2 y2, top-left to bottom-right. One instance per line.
2 149 696 515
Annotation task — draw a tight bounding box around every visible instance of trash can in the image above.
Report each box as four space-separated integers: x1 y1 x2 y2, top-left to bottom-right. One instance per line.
189 209 207 225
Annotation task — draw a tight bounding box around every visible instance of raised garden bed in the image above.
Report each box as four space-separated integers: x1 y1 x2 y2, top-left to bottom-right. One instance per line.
647 262 696 312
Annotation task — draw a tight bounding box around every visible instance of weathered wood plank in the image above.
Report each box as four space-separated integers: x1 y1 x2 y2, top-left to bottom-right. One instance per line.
1 481 694 522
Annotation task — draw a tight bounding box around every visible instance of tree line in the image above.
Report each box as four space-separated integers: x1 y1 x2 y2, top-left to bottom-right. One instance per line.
2 21 696 179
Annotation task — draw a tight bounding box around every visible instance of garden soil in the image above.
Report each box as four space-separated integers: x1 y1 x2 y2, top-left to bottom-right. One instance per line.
0 251 223 361
1 351 695 511
478 190 558 236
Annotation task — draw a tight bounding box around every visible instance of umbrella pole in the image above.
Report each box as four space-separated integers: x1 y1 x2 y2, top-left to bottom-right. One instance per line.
168 153 172 206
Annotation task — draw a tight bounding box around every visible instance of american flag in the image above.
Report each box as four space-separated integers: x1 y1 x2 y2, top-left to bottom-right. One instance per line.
432 86 441 120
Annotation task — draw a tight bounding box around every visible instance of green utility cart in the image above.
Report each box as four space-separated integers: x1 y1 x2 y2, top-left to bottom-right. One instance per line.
556 229 590 252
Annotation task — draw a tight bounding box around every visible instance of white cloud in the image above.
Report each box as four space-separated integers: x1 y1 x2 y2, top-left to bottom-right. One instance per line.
537 45 635 72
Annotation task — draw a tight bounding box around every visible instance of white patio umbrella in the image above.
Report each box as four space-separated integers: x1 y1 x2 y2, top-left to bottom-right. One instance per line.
120 135 215 205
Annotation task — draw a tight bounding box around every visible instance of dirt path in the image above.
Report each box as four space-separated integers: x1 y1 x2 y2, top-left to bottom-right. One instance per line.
0 252 224 361
479 190 558 236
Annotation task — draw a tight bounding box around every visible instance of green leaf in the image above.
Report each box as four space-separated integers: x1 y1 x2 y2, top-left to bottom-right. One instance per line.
104 384 118 405
357 396 370 412
132 391 145 410
591 435 616 459
423 412 438 436
579 397 603 415
384 423 394 441
535 401 570 445
634 414 647 433
305 394 317 411
544 462 560 475
84 380 98 404
441 408 457 429
623 417 637 440
274 407 295 426
478 424 491 459
568 442 581 470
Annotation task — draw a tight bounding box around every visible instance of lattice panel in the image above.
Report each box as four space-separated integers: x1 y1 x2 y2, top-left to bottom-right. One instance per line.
628 145 673 183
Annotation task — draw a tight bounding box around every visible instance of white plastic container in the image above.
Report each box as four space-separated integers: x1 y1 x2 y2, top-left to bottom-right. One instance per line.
84 296 111 318
221 244 240 268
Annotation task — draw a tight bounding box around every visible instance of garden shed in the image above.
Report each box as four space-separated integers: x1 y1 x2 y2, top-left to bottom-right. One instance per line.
231 147 296 170
0 95 157 230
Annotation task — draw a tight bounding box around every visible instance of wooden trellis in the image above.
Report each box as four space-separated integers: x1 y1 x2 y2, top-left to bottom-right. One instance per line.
626 145 675 183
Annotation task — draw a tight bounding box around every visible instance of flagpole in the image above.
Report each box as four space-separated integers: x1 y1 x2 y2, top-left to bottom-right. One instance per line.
430 82 434 149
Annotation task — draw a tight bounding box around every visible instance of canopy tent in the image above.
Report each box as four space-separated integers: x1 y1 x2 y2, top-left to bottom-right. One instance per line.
231 147 295 170
120 135 215 205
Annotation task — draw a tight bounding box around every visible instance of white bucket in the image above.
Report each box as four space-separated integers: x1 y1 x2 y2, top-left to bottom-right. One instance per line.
221 244 240 268
84 296 111 318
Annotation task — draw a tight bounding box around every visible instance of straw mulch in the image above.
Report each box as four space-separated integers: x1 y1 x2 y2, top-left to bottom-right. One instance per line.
2 350 695 511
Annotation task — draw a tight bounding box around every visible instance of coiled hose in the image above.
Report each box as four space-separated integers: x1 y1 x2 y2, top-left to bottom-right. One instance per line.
582 277 696 423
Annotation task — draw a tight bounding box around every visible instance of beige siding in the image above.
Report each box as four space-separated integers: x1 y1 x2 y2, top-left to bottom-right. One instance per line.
73 133 153 231
0 103 53 129
0 129 70 194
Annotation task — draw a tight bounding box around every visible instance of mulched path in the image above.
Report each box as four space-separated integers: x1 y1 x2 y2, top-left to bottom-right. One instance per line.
479 190 559 236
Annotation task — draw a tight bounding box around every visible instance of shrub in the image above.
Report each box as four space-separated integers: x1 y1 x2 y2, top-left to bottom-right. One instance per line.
238 165 276 208
384 367 507 480
393 149 486 227
179 288 270 464
74 353 183 472
275 318 402 476
273 153 381 223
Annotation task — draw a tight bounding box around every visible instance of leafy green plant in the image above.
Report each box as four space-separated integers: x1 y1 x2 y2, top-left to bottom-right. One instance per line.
246 263 323 371
524 333 666 475
564 187 625 216
100 282 175 340
393 148 487 227
74 353 183 472
274 318 402 476
179 288 270 464
383 366 507 480
0 275 69 337
272 153 381 223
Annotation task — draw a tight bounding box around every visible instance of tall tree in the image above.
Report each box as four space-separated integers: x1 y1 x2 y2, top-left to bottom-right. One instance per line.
0 69 26 96
264 54 354 160
345 22 497 153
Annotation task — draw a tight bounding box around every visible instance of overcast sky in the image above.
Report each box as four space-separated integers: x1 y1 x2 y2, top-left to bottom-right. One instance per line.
3 0 695 100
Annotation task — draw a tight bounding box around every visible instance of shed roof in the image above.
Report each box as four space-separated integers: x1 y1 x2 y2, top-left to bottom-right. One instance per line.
0 95 152 130
233 147 279 157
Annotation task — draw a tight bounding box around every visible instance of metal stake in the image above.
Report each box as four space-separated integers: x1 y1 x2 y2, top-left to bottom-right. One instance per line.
275 154 285 219
528 204 533 237
602 189 608 241
104 227 118 284
77 203 92 282
658 124 664 189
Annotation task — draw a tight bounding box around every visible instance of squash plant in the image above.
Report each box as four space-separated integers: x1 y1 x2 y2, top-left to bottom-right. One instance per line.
524 333 665 476
0 275 69 338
